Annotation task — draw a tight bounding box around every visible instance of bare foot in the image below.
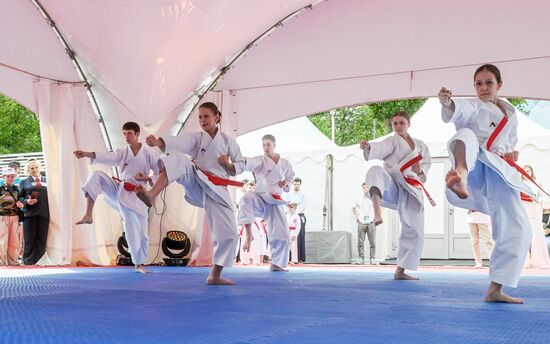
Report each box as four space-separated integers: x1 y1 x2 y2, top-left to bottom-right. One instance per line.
394 267 419 280
445 169 469 199
206 277 234 285
135 185 153 207
135 265 148 274
473 264 483 269
270 264 289 272
374 218 383 226
394 272 419 280
242 235 253 252
76 215 93 225
485 290 524 304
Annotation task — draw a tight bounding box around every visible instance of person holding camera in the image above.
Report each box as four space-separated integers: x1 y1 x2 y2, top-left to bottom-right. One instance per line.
0 167 24 265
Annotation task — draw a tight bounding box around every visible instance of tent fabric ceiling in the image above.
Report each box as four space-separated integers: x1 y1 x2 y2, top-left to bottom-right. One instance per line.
0 1 79 83
32 0 312 146
216 0 550 133
2 0 550 140
0 1 81 112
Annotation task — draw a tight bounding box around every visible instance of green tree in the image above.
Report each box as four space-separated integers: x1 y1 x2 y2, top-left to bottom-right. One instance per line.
508 98 530 116
0 93 42 154
308 99 427 145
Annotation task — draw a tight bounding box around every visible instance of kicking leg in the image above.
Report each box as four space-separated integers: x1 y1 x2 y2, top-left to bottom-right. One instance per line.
241 224 254 252
77 171 118 224
136 168 168 207
446 141 469 199
76 194 94 225
370 187 384 226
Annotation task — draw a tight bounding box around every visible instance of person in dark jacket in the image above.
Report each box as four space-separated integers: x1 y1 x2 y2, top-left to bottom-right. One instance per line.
19 160 49 265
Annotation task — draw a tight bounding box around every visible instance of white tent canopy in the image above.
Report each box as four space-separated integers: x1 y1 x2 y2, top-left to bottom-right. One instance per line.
529 101 550 129
3 1 550 140
216 0 550 133
238 116 337 161
1 0 550 265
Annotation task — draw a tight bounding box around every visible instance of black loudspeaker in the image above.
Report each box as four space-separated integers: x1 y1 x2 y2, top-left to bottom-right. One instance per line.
162 231 191 259
116 255 133 266
117 232 132 258
163 258 190 266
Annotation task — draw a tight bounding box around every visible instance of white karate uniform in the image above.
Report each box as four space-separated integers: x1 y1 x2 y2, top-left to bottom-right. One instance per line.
238 217 266 265
237 155 295 269
522 183 550 268
83 145 160 265
364 134 431 270
443 98 534 287
161 130 245 267
288 212 301 263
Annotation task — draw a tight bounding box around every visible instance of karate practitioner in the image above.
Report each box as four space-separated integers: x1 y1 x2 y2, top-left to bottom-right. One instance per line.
439 63 535 303
135 102 247 285
234 179 250 263
74 122 160 273
238 134 295 272
520 165 550 269
360 111 432 280
238 218 267 265
284 178 308 262
287 202 301 264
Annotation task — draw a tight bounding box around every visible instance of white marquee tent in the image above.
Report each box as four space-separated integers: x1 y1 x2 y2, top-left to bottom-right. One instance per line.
1 0 550 265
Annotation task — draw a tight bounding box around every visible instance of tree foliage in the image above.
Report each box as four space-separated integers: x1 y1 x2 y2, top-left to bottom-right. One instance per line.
309 97 532 146
308 99 427 146
0 93 42 154
508 98 530 116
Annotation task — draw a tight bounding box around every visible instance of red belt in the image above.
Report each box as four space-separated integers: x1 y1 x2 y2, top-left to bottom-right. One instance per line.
111 176 137 192
503 156 550 198
271 193 285 202
400 154 436 206
405 178 436 206
520 192 534 202
192 161 244 187
486 116 550 198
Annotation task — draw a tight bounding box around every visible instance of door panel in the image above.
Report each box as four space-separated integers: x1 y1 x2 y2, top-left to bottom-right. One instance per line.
421 159 448 259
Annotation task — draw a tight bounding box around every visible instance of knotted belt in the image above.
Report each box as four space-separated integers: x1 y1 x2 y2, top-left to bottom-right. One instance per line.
486 116 550 199
399 154 436 206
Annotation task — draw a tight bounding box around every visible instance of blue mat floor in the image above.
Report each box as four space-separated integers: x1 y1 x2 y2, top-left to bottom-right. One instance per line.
0 266 549 343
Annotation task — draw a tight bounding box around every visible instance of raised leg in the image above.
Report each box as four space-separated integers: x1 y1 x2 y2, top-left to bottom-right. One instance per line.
369 187 384 226
136 168 168 207
446 141 469 199
76 194 95 225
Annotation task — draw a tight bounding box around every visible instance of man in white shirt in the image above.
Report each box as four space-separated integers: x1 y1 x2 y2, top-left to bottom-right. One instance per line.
352 182 376 265
284 177 307 262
